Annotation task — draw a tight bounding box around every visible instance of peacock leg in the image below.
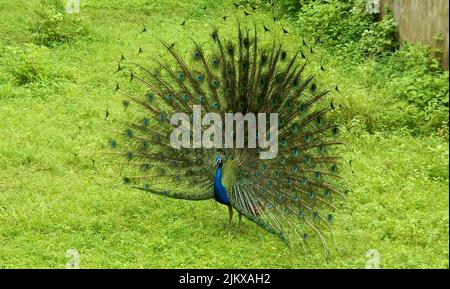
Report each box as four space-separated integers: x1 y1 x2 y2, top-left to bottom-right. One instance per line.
227 205 233 238
238 212 243 232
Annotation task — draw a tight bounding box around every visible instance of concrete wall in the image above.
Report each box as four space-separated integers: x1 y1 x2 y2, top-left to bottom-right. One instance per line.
381 0 449 69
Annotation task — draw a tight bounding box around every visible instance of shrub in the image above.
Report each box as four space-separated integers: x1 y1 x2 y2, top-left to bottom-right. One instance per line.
382 45 449 135
0 43 51 85
296 0 397 60
359 16 398 58
335 44 449 136
260 0 314 17
291 0 447 136
30 0 87 47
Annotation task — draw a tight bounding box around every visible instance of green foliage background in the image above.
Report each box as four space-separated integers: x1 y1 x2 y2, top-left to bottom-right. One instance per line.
0 0 448 268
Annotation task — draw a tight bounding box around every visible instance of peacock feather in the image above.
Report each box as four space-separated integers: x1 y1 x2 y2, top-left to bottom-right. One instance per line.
109 20 347 255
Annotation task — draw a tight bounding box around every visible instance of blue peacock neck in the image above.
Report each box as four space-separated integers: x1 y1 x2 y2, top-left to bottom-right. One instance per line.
213 164 230 205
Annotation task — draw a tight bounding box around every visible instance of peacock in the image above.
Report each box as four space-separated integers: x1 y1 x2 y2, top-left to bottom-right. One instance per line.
109 19 346 255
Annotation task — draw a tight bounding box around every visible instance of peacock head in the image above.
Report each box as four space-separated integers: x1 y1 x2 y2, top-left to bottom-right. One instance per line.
214 155 223 167
214 148 226 167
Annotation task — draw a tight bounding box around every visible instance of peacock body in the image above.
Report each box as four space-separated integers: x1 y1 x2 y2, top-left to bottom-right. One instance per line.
110 21 346 255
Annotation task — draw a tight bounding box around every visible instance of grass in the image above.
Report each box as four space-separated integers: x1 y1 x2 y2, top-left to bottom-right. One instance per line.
0 0 448 268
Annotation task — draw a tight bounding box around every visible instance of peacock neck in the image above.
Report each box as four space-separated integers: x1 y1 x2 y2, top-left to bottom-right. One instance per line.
213 165 230 205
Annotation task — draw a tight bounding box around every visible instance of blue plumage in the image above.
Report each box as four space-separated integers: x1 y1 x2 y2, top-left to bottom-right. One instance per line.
213 163 229 205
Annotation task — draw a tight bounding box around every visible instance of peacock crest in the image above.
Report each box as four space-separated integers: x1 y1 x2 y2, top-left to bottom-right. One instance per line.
108 19 347 255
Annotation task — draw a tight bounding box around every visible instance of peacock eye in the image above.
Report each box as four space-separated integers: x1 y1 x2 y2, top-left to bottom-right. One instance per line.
214 156 222 165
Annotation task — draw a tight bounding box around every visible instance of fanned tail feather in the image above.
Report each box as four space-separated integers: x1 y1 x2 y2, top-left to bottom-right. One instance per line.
109 21 346 252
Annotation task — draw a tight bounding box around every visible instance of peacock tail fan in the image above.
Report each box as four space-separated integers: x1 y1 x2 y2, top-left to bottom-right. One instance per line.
107 21 347 255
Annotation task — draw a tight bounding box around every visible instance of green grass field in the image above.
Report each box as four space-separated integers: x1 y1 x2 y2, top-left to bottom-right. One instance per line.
0 0 448 268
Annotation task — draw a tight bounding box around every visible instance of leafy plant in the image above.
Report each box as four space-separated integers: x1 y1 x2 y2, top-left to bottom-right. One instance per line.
291 0 447 136
296 0 397 60
0 43 51 85
260 0 314 17
359 16 398 58
30 0 87 47
383 45 449 135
